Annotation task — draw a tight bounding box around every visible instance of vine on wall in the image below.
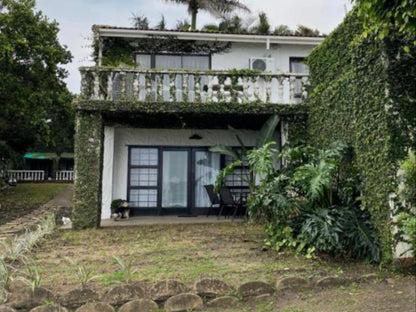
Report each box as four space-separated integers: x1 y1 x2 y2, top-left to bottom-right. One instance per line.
306 10 416 264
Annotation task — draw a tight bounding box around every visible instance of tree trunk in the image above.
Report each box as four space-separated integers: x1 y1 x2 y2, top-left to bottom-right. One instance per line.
191 9 197 30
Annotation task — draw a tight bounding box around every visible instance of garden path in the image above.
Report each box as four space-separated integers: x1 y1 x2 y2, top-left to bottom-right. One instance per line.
0 184 73 240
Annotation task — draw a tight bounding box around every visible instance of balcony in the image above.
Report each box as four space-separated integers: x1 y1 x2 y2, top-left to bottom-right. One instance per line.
79 67 310 106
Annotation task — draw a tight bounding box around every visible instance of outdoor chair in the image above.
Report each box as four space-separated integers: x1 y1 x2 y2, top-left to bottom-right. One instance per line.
204 184 221 217
218 186 242 220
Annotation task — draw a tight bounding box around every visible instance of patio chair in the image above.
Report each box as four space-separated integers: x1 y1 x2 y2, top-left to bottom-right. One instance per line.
204 185 221 217
218 186 242 220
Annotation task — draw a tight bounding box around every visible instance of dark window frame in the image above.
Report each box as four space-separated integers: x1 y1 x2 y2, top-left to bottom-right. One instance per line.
135 52 212 70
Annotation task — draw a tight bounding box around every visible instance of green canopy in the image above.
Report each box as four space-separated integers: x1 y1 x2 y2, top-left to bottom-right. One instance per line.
24 152 74 160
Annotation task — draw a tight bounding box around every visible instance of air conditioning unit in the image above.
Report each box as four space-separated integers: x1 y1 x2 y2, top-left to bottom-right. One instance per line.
249 57 275 72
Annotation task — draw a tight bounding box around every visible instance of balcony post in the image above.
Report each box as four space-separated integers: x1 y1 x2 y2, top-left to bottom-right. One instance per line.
73 111 104 229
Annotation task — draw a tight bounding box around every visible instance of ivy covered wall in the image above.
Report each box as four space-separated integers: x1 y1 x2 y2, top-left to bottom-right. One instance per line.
73 111 104 229
307 10 416 263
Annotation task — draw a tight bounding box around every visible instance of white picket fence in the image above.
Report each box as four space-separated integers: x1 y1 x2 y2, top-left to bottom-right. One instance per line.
7 170 45 181
5 170 74 181
55 170 74 181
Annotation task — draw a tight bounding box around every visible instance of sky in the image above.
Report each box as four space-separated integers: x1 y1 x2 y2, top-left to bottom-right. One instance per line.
35 0 353 94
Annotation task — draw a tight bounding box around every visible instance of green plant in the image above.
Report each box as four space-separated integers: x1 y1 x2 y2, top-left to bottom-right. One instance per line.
110 199 128 214
211 114 280 194
76 264 99 288
0 258 14 291
20 264 43 293
113 256 138 283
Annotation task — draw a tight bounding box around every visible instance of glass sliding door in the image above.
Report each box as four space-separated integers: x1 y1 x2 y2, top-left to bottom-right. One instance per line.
194 151 220 208
162 150 189 208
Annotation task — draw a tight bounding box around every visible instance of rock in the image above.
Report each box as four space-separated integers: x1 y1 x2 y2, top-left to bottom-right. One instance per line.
60 288 99 309
130 282 149 297
254 294 272 304
358 273 378 283
150 280 188 302
237 281 274 297
276 277 310 290
164 293 203 312
75 302 115 312
29 304 68 312
118 299 159 312
193 279 232 298
316 276 348 288
9 287 55 310
102 285 138 306
207 296 239 309
0 306 16 312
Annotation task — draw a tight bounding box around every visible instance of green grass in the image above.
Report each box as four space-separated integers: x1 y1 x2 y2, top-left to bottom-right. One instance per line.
0 183 69 226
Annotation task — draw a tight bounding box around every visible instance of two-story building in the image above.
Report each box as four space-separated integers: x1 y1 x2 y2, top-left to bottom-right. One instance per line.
73 27 324 229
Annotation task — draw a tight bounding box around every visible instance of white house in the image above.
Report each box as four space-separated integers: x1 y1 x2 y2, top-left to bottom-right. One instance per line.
73 27 324 228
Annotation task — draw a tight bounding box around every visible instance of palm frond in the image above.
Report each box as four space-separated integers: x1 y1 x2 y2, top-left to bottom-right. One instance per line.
209 145 242 160
256 115 280 149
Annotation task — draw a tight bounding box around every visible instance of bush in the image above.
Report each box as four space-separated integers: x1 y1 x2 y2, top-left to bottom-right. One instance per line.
251 141 381 263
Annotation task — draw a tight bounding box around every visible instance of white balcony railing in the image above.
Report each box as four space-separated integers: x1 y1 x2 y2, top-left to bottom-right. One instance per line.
80 67 309 105
55 170 74 181
7 170 45 181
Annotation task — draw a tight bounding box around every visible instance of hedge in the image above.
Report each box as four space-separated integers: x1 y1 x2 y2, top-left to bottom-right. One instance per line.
307 10 416 264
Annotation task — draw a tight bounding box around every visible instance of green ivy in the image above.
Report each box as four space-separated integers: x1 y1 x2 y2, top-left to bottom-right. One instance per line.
72 111 104 230
306 9 416 264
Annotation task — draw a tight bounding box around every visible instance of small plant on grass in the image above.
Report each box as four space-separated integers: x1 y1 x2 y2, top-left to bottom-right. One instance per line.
0 236 29 264
0 258 14 292
19 263 42 293
113 256 137 283
76 264 99 289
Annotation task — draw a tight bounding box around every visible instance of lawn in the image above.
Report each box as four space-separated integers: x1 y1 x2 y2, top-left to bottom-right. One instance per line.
0 183 69 226
29 222 415 311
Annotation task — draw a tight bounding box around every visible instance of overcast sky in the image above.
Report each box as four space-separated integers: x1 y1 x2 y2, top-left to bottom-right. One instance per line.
35 0 353 94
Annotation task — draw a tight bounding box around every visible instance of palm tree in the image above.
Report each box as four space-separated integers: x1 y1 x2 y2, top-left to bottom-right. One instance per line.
164 0 250 30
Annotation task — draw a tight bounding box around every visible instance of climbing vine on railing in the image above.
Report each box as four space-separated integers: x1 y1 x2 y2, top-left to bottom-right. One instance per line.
306 9 416 264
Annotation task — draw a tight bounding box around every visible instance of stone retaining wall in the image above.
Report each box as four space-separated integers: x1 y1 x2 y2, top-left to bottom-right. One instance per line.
2 274 380 312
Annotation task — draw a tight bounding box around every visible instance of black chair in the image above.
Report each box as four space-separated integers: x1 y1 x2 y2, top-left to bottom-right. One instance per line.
204 185 221 217
218 186 242 220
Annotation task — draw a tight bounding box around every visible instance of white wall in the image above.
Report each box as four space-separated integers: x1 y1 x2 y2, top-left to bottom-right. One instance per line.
212 42 313 72
101 127 264 219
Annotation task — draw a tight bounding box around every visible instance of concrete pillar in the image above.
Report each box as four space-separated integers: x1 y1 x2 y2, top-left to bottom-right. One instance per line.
101 127 115 220
73 111 104 229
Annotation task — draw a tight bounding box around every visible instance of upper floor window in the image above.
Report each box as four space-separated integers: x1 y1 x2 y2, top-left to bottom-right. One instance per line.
136 53 210 70
289 57 309 74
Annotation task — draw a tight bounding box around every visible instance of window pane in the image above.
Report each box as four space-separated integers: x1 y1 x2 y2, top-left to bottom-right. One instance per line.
130 189 157 207
136 54 151 69
290 58 309 74
130 168 158 186
155 55 182 69
183 55 210 70
131 148 158 166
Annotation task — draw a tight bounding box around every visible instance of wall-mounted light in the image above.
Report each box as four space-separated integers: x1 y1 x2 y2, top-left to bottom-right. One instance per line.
189 134 202 140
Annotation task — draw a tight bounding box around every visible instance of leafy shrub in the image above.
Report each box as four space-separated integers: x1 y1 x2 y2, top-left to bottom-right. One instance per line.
251 141 381 263
395 152 416 256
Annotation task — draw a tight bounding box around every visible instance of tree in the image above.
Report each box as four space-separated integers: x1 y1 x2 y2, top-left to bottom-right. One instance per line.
354 0 416 49
131 14 149 30
295 25 320 36
155 15 166 30
273 25 293 36
251 12 271 34
164 0 250 30
0 0 72 164
219 14 247 33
